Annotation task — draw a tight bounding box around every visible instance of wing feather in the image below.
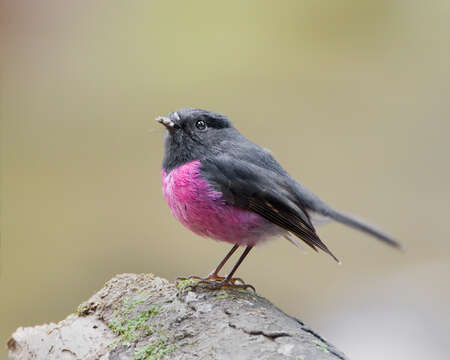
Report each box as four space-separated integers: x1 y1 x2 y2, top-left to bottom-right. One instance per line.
201 155 339 262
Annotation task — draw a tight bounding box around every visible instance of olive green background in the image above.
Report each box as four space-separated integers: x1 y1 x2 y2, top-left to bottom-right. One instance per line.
1 1 450 359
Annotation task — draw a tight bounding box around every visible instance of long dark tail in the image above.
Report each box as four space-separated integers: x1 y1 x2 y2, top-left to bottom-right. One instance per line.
323 207 401 248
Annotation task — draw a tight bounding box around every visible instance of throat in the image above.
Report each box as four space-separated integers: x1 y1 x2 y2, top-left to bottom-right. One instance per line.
162 136 200 172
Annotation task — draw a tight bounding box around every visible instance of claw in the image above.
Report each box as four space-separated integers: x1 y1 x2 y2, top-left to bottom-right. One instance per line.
195 279 256 292
176 275 245 284
176 276 255 292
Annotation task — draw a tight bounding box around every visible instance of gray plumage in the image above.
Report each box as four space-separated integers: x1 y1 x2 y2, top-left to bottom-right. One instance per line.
158 108 400 262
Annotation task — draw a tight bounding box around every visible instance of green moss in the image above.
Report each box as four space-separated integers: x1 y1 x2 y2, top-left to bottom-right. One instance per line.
134 340 176 360
238 289 252 294
108 296 160 345
174 332 185 340
122 298 145 316
176 278 200 290
76 301 99 316
108 309 151 342
214 291 229 301
76 303 89 316
107 295 177 358
313 339 330 354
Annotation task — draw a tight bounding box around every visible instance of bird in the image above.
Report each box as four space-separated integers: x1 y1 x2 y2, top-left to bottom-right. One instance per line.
156 108 400 290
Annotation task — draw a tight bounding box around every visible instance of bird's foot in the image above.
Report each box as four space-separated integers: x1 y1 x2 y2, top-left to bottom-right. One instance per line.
194 279 256 292
176 274 245 284
176 275 254 292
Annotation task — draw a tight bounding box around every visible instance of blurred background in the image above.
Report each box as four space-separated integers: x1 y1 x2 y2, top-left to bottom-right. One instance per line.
1 1 450 359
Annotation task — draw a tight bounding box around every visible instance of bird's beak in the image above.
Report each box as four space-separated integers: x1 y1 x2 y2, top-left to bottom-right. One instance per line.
155 116 176 130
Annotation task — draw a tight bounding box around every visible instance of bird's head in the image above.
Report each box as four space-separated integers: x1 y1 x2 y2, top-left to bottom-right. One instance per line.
156 108 236 171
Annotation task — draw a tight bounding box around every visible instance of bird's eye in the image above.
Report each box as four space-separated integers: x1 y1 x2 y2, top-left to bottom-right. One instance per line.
195 120 207 131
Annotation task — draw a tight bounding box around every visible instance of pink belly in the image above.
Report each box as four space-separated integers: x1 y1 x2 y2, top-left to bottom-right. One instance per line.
161 161 280 246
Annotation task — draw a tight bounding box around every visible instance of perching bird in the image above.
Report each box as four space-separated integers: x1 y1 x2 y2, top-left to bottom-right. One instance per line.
157 108 400 289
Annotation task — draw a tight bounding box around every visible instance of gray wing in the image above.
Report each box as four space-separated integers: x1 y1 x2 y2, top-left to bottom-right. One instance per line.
200 154 340 262
210 135 400 249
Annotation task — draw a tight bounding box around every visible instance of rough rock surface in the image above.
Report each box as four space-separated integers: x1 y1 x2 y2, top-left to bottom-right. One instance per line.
7 273 348 360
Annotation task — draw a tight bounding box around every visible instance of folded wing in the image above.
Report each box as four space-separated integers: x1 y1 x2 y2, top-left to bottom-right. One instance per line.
200 155 339 262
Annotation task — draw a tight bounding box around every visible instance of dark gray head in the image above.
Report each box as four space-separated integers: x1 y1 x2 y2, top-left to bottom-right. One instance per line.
156 108 237 172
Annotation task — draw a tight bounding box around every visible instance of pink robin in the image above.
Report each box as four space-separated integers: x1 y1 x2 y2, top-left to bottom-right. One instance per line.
157 108 400 290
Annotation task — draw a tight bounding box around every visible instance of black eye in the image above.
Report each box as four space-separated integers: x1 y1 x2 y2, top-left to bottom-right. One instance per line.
195 120 207 131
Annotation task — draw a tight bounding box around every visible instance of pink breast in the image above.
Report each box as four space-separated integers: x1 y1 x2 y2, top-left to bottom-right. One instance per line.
161 160 279 246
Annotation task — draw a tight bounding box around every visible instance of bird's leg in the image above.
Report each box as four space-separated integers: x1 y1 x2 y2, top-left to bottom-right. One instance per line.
204 244 240 281
176 244 244 284
223 245 252 282
195 246 256 291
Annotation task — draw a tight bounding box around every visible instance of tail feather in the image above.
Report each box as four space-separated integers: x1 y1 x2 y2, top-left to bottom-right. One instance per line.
323 208 401 248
